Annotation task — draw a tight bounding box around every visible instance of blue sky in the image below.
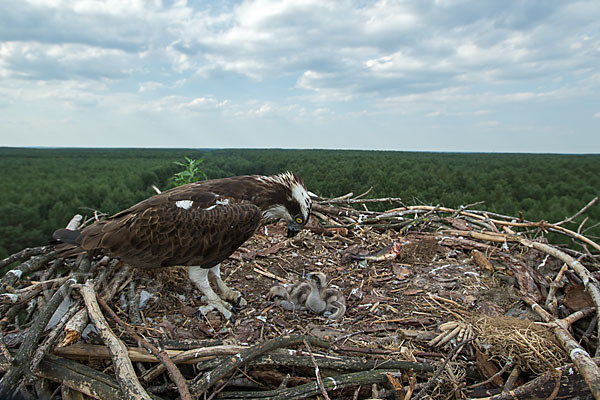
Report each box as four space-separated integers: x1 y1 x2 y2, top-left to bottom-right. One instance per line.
1 0 599 153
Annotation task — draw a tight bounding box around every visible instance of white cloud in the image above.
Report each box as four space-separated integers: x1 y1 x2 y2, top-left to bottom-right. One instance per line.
1 0 599 152
0 41 134 80
594 112 600 119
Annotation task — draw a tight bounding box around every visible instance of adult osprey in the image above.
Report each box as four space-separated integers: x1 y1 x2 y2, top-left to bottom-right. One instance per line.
53 172 312 321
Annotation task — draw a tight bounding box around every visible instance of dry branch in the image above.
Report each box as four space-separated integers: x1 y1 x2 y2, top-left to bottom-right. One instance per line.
0 251 59 295
0 246 52 271
469 358 600 400
524 296 600 400
555 197 598 227
0 277 77 397
79 280 152 400
190 335 330 396
52 342 245 364
96 294 192 400
220 369 403 400
195 353 435 374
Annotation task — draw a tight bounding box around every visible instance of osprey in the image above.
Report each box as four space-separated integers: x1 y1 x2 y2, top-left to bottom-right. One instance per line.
53 172 312 321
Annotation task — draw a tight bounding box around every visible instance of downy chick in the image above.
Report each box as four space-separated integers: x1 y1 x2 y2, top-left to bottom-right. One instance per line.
268 282 310 312
321 288 346 320
304 272 346 319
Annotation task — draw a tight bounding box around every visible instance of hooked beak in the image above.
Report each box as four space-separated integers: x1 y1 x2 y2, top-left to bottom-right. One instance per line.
286 221 301 238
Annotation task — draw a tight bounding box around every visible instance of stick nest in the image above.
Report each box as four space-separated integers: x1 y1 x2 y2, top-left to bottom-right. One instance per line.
1 192 599 399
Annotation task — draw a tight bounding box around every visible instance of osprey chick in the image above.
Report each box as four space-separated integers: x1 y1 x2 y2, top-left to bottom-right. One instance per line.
53 172 312 321
304 272 346 320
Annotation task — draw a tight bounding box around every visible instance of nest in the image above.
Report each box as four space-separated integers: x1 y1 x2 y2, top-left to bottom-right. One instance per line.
1 192 599 399
474 315 568 373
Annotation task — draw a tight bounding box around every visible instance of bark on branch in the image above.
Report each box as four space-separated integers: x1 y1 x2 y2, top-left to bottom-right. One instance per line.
79 280 152 400
190 335 330 396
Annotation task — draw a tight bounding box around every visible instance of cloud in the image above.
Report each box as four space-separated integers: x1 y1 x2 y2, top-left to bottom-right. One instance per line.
0 41 133 80
594 112 600 119
0 1 599 152
3 1 598 94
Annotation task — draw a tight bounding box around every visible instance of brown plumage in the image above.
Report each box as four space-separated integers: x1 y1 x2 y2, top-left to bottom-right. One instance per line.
53 172 312 321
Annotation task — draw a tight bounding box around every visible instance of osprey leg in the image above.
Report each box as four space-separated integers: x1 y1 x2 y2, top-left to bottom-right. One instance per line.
188 266 234 321
210 264 247 309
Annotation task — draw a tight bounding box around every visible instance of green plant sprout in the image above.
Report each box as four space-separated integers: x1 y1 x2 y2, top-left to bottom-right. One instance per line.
171 157 208 186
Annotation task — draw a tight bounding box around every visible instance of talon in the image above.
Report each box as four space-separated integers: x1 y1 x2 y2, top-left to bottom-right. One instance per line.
231 296 247 313
233 296 247 310
196 305 214 320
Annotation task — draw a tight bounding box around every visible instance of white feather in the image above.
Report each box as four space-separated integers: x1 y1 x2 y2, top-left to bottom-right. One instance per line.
175 200 193 210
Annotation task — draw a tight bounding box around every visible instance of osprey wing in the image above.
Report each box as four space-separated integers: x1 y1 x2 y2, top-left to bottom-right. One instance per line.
79 193 262 269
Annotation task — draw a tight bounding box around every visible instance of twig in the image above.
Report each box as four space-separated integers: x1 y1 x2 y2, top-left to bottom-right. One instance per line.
518 238 600 358
548 369 562 400
79 280 152 400
0 325 13 366
352 186 373 200
253 265 286 283
219 369 403 400
0 251 59 294
52 342 244 364
502 365 520 392
96 295 192 400
37 354 126 400
405 375 417 400
0 276 70 306
128 281 143 325
31 299 83 372
545 263 568 314
470 359 595 400
450 201 486 218
323 197 404 205
524 296 600 400
195 352 435 374
555 197 598 226
0 246 52 271
561 307 596 328
303 339 330 400
413 338 474 400
142 345 245 383
0 277 77 397
190 335 329 396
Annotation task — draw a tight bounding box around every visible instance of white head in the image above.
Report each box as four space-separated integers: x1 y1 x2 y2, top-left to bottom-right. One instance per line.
260 172 312 237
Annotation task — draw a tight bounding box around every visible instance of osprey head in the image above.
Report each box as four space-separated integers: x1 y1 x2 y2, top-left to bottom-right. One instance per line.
261 172 312 237
304 271 327 289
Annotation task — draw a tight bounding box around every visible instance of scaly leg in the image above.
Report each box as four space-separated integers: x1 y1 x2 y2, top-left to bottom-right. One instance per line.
209 264 247 309
188 266 233 321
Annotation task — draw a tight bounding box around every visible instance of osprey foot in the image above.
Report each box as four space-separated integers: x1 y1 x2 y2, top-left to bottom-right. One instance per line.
196 305 235 323
231 295 247 313
197 296 235 322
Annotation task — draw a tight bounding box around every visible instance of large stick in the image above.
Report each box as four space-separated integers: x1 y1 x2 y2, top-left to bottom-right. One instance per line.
190 335 329 396
0 278 76 397
79 280 152 400
96 295 192 400
523 297 600 400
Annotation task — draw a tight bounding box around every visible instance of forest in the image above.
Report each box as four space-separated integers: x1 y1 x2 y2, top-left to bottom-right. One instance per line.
0 147 598 260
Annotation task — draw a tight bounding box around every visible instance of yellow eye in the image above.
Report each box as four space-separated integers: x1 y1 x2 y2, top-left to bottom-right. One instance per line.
295 217 304 224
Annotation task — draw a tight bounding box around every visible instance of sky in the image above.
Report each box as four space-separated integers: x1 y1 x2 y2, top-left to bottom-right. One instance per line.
0 0 599 153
